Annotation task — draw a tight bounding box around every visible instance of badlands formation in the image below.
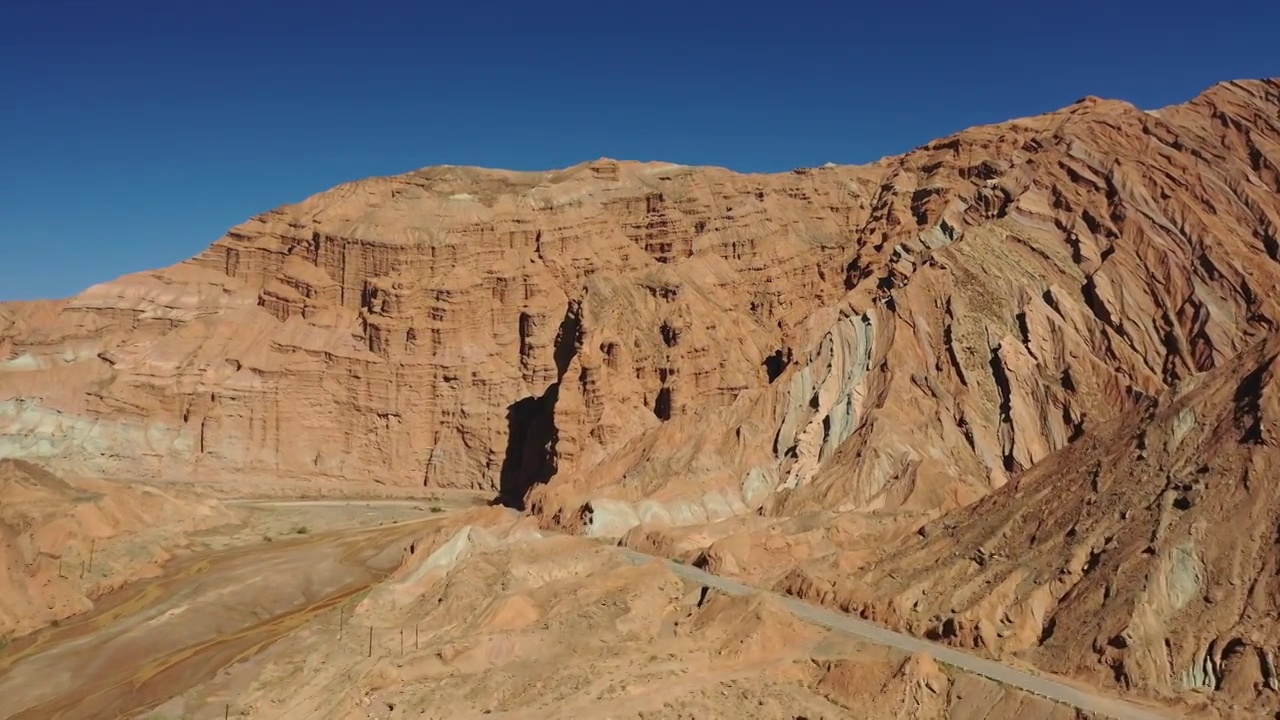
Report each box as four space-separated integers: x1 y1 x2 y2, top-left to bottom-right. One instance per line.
2 77 1280 718
0 458 230 636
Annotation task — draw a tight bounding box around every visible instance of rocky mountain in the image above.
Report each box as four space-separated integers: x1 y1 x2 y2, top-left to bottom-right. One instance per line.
3 79 1280 544
778 329 1280 715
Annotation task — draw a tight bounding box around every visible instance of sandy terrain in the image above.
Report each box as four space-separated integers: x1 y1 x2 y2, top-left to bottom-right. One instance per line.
0 456 487 642
2 499 1185 720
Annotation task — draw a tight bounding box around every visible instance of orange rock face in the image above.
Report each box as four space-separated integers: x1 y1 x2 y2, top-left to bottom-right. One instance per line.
780 330 1280 714
3 80 1280 542
0 160 865 499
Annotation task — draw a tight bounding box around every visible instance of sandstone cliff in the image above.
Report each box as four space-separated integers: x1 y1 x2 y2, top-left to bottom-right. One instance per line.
531 78 1280 535
3 80 1280 544
0 161 864 500
778 329 1280 715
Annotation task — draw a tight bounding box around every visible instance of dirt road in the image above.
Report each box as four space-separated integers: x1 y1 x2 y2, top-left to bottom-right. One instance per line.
618 548 1181 720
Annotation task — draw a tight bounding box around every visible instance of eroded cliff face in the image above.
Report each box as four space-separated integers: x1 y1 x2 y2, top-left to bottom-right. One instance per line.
777 330 1280 713
529 78 1280 533
4 81 1280 541
0 160 866 493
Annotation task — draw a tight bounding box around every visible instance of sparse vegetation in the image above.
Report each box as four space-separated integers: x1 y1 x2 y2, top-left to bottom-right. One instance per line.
293 525 310 535
429 505 444 514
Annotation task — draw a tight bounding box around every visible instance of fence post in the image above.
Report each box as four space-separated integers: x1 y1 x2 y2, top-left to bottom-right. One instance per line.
415 624 419 650
368 626 373 657
400 628 404 655
338 608 344 640
87 539 95 574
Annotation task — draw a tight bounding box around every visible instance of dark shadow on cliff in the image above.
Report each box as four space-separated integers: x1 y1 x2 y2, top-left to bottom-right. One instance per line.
495 302 582 510
496 385 559 509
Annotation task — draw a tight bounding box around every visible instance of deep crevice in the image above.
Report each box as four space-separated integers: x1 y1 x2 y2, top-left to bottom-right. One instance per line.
1066 415 1086 443
989 345 1018 473
660 321 679 348
496 389 560 510
1061 366 1077 393
1015 310 1033 353
942 298 968 386
1235 354 1277 445
1260 229 1280 263
764 347 792 383
653 386 673 421
495 301 582 509
1039 614 1058 643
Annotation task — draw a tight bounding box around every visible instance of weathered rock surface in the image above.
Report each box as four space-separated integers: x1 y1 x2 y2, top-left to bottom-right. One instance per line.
532 78 1280 536
778 330 1280 715
3 80 1280 544
0 160 865 499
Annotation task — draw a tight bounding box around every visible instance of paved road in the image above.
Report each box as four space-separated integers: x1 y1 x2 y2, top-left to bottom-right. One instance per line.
618 548 1180 720
224 495 489 508
225 498 439 508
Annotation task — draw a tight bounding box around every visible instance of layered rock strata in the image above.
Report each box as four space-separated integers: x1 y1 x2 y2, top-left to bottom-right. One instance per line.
2 80 1279 543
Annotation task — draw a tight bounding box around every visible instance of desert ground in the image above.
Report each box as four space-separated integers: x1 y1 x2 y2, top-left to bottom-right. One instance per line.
0 461 1197 720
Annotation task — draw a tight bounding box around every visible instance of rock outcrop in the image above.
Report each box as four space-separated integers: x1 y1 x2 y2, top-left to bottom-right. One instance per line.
779 330 1280 714
3 79 1280 543
0 160 865 498
532 78 1280 533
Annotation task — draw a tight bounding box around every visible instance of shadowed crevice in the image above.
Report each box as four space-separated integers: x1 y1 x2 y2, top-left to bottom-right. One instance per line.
495 301 582 509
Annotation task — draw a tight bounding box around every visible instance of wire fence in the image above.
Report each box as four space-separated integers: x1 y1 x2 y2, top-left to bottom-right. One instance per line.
218 597 443 720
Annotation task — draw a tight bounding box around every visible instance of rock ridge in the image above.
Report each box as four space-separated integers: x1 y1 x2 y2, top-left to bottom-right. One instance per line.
1 80 1279 545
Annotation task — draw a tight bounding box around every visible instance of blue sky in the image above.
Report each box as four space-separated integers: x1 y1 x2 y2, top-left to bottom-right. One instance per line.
2 0 1277 300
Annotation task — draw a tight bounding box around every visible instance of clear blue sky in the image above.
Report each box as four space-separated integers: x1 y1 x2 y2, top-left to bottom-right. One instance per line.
2 0 1277 300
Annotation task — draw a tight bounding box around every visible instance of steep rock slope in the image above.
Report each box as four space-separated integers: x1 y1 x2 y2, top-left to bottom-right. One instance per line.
780 331 1280 714
530 79 1280 534
2 81 1279 537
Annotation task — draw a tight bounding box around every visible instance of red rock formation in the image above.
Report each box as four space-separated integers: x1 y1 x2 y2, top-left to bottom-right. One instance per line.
2 80 1280 545
532 78 1280 534
779 330 1280 715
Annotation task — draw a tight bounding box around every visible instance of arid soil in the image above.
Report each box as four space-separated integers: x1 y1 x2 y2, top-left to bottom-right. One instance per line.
4 506 1115 720
0 458 479 641
0 458 232 637
0 514 434 720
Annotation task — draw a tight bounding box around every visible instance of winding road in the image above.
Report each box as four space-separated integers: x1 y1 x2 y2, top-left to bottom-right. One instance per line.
618 548 1181 720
